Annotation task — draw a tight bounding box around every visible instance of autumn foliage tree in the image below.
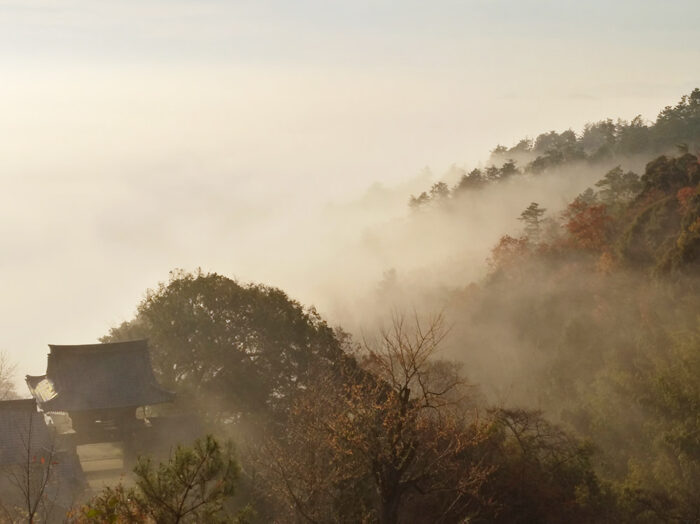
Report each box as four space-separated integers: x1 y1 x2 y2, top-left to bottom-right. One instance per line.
481 409 613 524
562 198 613 251
258 314 494 523
677 186 696 215
256 312 617 523
488 234 531 278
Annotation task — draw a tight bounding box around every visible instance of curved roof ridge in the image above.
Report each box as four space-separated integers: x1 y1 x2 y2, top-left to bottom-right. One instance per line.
48 339 148 355
27 339 174 412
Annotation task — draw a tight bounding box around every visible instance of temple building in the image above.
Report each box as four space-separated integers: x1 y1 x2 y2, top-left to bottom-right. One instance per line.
26 340 174 444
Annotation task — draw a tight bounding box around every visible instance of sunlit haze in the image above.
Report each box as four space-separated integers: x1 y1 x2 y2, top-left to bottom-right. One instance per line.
1 0 698 381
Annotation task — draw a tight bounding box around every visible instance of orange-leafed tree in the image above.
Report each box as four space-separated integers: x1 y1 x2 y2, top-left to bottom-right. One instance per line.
488 235 531 277
677 186 697 215
562 198 613 251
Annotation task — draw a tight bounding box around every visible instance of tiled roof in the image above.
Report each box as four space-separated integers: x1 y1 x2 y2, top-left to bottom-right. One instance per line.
0 399 52 465
0 399 86 510
26 340 174 412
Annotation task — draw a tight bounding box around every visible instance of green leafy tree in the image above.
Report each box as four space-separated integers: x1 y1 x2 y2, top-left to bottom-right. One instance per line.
410 89 700 207
641 154 700 192
511 138 534 154
101 270 349 423
519 202 547 241
581 119 616 158
595 167 642 206
75 435 248 524
526 149 565 174
627 324 700 521
409 191 430 208
455 168 486 192
653 88 700 152
533 130 563 154
615 115 650 155
500 159 520 179
485 165 501 181
429 181 450 200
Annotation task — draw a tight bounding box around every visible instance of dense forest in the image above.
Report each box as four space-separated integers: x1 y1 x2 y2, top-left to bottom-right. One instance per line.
410 88 700 208
59 89 700 522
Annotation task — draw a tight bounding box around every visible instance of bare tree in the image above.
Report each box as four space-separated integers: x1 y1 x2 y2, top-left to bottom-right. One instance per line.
0 402 72 524
9 413 61 523
362 311 468 413
0 351 18 400
257 312 494 524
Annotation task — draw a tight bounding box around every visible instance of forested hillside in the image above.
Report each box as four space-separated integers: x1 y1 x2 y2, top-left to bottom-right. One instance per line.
410 89 700 208
383 89 700 522
75 90 700 523
439 150 700 521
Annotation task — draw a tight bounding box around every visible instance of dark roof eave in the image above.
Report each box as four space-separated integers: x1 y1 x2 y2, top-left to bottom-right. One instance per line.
38 388 175 413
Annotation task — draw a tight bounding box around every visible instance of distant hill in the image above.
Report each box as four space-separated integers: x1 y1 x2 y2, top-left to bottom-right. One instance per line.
410 89 700 208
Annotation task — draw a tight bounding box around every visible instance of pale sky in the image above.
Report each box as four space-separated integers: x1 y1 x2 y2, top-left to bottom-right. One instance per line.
1 0 698 385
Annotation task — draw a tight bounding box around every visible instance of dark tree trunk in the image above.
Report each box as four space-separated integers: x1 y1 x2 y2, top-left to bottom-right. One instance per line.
381 494 401 524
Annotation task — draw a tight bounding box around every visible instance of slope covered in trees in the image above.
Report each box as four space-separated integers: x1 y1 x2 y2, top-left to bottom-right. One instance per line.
416 152 700 520
410 89 700 208
381 90 700 522
97 277 617 522
75 90 700 522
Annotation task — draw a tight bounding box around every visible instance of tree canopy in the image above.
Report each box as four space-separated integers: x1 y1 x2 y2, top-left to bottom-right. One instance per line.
102 270 351 422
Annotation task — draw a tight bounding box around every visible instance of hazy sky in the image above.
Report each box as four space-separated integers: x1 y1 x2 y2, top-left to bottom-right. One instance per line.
1 0 698 383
